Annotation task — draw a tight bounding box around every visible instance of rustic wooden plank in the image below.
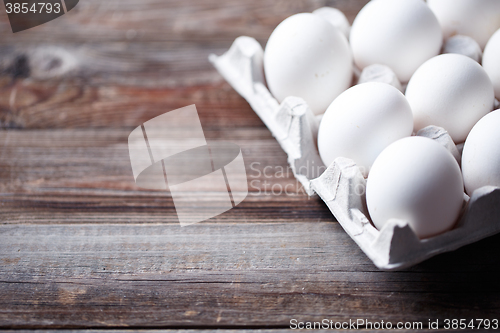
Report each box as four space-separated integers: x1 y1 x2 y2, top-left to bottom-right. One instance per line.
0 128 332 224
0 128 303 193
0 0 369 129
0 193 332 225
0 42 229 86
0 0 369 43
0 0 370 79
0 1 372 88
1 223 499 329
0 80 266 128
0 0 370 88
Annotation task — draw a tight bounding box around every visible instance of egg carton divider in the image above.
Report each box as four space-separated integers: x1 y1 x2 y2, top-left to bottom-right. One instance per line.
209 36 500 270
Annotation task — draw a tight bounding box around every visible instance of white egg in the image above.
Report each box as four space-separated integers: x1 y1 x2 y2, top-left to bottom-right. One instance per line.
317 82 413 176
349 0 442 82
405 54 495 143
366 137 464 239
312 7 350 40
264 13 353 115
427 0 500 49
483 28 500 100
462 110 500 196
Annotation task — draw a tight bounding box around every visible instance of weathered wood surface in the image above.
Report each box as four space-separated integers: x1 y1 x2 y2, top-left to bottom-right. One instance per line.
0 128 331 225
0 0 370 129
2 224 500 328
1 0 500 330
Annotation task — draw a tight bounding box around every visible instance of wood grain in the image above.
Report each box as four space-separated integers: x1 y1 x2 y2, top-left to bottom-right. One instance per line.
0 0 371 129
0 0 369 43
0 79 267 128
0 128 333 225
1 223 500 329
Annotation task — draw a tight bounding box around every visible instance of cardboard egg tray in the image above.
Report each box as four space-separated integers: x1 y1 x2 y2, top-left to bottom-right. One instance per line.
209 36 500 270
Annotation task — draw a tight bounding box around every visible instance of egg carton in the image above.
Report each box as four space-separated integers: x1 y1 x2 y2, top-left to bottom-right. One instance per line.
209 36 500 270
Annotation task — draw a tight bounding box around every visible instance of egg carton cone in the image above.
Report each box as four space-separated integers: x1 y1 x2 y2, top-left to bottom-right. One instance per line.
209 36 500 270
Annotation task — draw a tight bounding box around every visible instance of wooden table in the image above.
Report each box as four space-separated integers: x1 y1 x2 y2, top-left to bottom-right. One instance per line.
1 0 499 331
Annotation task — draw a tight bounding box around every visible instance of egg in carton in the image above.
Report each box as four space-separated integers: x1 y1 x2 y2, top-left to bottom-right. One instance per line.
209 36 500 270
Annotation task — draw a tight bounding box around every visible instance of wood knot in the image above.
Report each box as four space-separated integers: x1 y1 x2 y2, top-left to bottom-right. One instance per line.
28 46 79 79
